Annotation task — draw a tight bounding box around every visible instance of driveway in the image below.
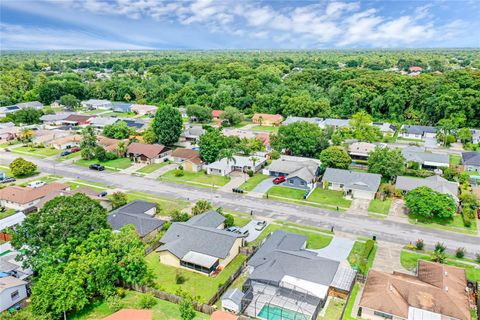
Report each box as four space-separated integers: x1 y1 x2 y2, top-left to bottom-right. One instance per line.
388 199 408 222
312 237 354 262
144 163 177 179
240 219 269 242
219 174 247 192
372 241 412 274
348 199 369 215
251 178 275 193
424 137 438 148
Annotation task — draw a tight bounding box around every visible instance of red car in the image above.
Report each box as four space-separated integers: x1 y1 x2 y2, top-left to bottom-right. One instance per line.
69 147 81 153
477 208 480 220
273 176 286 184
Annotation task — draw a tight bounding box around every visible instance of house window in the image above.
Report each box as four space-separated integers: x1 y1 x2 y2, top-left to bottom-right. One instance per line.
11 290 19 300
300 181 305 186
340 184 344 188
373 311 393 319
289 179 294 184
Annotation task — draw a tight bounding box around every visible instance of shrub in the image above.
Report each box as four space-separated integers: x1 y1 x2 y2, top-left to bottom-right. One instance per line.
270 150 280 160
455 247 465 259
224 214 235 228
9 157 37 178
247 169 254 177
174 169 184 177
191 200 212 215
162 221 171 231
434 242 446 253
176 271 186 284
107 295 123 312
431 249 446 263
138 293 157 309
116 287 126 298
105 151 117 160
476 253 480 263
171 210 190 222
415 239 424 251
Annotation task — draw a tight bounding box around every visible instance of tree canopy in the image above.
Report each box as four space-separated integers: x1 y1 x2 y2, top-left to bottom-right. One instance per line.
103 120 132 139
367 147 405 180
271 122 328 158
198 128 228 163
405 186 456 220
152 105 183 145
9 157 37 177
319 146 352 169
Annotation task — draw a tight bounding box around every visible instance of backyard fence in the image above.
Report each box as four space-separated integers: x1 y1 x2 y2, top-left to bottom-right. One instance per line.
144 239 162 255
207 262 246 305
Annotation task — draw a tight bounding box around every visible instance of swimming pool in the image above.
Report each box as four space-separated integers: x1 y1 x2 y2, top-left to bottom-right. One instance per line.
257 305 308 320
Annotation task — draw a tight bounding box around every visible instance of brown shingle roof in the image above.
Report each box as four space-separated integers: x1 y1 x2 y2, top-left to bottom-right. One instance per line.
360 260 470 320
0 183 69 205
127 142 167 159
65 114 94 123
51 134 81 145
171 148 200 160
35 187 109 210
252 113 283 123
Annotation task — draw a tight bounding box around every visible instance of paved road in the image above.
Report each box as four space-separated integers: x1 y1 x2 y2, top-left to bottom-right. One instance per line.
1 152 479 257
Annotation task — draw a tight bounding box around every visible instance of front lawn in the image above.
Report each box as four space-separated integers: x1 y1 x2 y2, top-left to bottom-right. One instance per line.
449 154 462 165
238 174 269 191
145 252 247 303
250 125 278 133
160 170 230 188
125 191 189 215
70 290 209 320
0 208 17 219
400 250 480 281
136 162 170 174
368 199 392 215
267 186 351 210
347 240 378 275
103 111 136 118
408 212 477 234
67 179 109 191
57 151 81 161
342 283 360 320
12 146 61 158
75 157 133 170
249 223 333 249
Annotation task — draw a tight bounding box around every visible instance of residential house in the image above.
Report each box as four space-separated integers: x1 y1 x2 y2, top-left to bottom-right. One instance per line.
35 187 112 211
32 130 69 145
186 210 225 229
371 122 397 135
255 132 271 150
0 183 69 211
241 231 356 319
0 126 21 142
408 66 423 73
322 168 381 200
206 155 266 176
399 125 437 140
401 146 449 170
268 157 320 190
15 101 43 110
157 211 243 274
39 114 70 127
123 119 146 130
98 136 128 153
81 99 112 110
111 102 132 113
212 110 224 120
348 142 377 160
0 250 33 280
471 129 480 144
178 107 187 118
461 151 480 172
319 118 351 129
108 200 165 239
395 175 459 203
359 261 470 320
103 309 153 320
282 116 323 126
0 122 15 129
62 114 94 126
170 148 204 172
181 125 205 142
49 134 81 150
88 116 119 129
0 212 26 242
127 142 171 164
131 104 158 116
0 105 20 118
223 128 256 139
252 113 283 126
0 276 28 312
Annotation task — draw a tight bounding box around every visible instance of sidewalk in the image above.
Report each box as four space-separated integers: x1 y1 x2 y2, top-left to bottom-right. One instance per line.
145 163 177 179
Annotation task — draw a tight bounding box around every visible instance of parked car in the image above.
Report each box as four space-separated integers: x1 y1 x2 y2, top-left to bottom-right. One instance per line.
273 176 286 184
69 147 80 153
0 177 16 184
226 226 239 233
60 150 70 156
98 191 108 197
237 229 249 237
27 180 46 188
89 164 105 171
255 221 267 231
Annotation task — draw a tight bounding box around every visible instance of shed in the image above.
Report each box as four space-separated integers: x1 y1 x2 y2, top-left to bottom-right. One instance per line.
221 288 244 313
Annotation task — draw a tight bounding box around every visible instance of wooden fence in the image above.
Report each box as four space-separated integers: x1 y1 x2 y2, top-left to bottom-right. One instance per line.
144 239 162 256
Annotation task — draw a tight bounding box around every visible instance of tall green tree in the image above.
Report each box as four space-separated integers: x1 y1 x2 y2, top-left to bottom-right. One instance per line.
59 94 80 110
271 122 328 157
349 110 381 142
198 128 227 163
319 146 351 169
80 126 98 160
103 120 132 139
9 157 37 177
220 106 243 126
152 105 183 145
405 186 456 219
367 147 405 180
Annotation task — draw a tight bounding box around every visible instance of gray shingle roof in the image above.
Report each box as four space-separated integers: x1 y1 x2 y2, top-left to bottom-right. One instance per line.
322 168 381 192
401 125 437 135
269 159 319 183
462 152 480 166
187 211 225 228
321 118 351 128
158 223 241 260
115 200 156 215
222 288 244 305
108 200 164 237
401 147 449 165
283 116 323 126
395 175 459 201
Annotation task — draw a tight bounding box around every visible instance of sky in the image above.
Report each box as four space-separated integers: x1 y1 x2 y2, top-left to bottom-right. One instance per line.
1 0 479 50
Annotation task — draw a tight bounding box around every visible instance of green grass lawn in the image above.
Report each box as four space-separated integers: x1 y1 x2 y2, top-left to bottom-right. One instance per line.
238 174 270 192
57 151 81 161
80 108 109 115
70 290 209 320
103 111 137 118
125 191 189 215
160 170 230 188
342 283 360 320
0 165 13 176
146 252 247 303
12 146 61 158
249 223 333 249
0 140 20 148
136 162 170 174
347 241 378 275
75 157 133 170
318 297 346 320
408 212 477 234
449 154 462 165
19 174 62 186
251 125 278 133
223 210 252 227
368 199 392 215
267 186 351 210
0 208 17 219
67 179 109 191
400 250 480 281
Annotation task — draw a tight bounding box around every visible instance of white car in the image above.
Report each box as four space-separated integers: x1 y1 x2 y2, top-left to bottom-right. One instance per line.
27 180 46 188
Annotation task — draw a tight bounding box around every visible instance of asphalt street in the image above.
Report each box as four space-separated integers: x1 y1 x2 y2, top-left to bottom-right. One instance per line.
1 151 479 257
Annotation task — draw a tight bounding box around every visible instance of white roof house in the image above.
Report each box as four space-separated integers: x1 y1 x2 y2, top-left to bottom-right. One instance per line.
206 156 266 176
81 99 112 110
0 276 28 312
0 212 26 231
87 117 118 129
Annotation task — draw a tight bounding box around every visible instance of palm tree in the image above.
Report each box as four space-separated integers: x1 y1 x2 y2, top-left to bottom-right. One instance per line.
116 140 127 158
250 156 257 170
20 128 33 143
219 148 236 172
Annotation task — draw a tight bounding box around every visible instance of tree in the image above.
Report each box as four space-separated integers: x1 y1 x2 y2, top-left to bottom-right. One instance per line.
9 157 37 177
18 128 33 142
103 121 132 139
80 126 98 160
457 127 472 143
319 146 351 169
7 108 43 125
116 140 127 157
437 118 457 147
170 210 190 222
59 94 80 110
218 148 236 167
94 145 107 161
224 214 235 228
405 186 456 220
12 193 109 270
142 127 156 144
111 192 128 209
349 110 382 142
191 200 212 215
271 122 328 157
152 105 183 145
179 297 196 320
198 128 227 163
186 104 212 122
367 147 405 180
220 106 243 126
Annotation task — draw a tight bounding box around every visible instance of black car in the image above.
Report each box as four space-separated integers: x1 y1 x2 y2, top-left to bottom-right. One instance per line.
98 191 108 197
89 164 105 171
0 177 16 184
60 150 70 156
